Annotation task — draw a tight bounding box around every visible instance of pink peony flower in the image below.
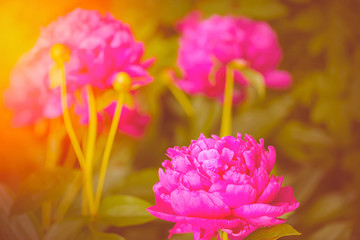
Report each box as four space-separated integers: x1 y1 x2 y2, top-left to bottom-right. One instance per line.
148 134 299 240
173 12 291 103
3 8 153 134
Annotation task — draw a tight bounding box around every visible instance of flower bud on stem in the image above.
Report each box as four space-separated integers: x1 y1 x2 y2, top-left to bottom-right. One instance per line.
50 44 94 216
94 72 129 214
50 44 86 169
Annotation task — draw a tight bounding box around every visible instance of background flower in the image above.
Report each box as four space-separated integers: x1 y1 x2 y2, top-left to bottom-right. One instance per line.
148 134 299 240
74 96 151 138
173 12 291 102
3 8 153 127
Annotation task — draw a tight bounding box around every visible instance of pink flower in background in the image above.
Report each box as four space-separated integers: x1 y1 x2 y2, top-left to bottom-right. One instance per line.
148 134 299 240
75 98 150 138
174 12 291 102
4 8 153 133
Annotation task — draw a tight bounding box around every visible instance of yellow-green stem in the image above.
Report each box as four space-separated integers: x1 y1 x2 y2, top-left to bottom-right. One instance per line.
85 86 97 215
42 122 58 228
59 63 86 169
94 91 125 213
165 75 194 117
45 124 58 169
220 66 234 137
41 202 51 229
222 231 229 240
81 187 88 215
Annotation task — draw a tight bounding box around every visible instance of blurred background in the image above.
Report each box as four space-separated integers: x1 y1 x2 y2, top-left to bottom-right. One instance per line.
1 0 359 239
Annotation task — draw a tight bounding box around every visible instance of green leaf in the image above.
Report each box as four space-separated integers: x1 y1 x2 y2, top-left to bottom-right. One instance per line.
110 169 159 202
275 121 334 163
232 95 294 139
191 96 221 137
43 218 84 240
290 167 326 203
98 195 155 227
240 67 266 100
89 231 125 240
244 224 301 240
71 225 125 240
11 168 77 215
304 193 354 227
292 7 323 32
0 184 40 240
237 0 288 20
309 221 352 240
198 0 234 16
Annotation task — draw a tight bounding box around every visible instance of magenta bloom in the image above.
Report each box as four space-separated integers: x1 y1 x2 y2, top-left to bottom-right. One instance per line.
174 12 291 102
3 8 153 133
148 134 299 240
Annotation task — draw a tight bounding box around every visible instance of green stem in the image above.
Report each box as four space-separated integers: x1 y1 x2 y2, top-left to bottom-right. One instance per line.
222 231 229 240
59 63 86 169
94 91 125 213
85 86 97 215
165 73 194 117
41 202 51 230
220 66 234 137
42 121 58 227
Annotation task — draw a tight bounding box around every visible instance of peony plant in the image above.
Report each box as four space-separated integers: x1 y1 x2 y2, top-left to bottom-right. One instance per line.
148 133 299 240
3 8 155 226
4 8 153 136
173 12 291 102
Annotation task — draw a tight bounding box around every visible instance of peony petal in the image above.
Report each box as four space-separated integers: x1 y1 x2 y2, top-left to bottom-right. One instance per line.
251 169 269 194
243 150 256 172
257 175 281 203
246 216 285 226
233 203 291 218
265 146 276 173
221 147 235 164
153 182 173 212
159 168 180 192
170 189 231 218
208 180 227 193
198 149 220 163
223 223 258 240
172 155 193 173
169 222 193 238
221 184 257 208
192 227 216 240
147 205 245 230
272 186 298 206
182 170 204 190
263 70 292 89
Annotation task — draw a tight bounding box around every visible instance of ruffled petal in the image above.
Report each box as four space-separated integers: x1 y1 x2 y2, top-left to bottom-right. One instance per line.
171 189 231 218
233 203 292 218
257 175 282 204
169 222 193 238
147 205 244 230
221 184 257 208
